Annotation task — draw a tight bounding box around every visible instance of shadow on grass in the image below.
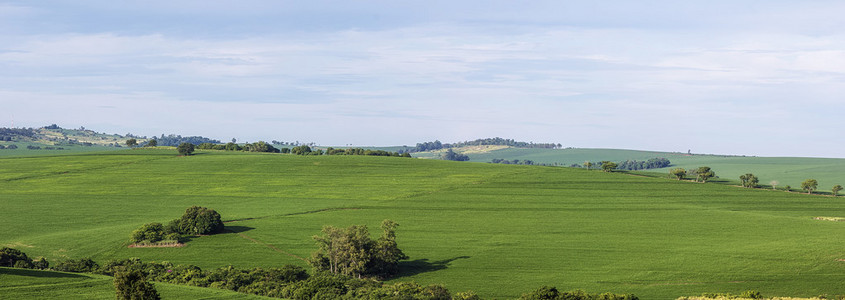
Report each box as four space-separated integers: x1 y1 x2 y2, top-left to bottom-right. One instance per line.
396 256 470 277
0 267 87 278
224 225 255 234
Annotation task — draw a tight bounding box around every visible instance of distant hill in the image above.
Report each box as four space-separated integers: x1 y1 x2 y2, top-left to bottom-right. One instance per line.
0 125 221 154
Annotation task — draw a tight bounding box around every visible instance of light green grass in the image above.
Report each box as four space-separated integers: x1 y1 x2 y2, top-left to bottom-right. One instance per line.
455 147 845 193
2 149 845 299
0 267 270 299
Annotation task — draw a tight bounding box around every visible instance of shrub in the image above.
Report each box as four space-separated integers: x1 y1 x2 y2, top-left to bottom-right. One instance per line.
130 222 166 243
170 206 224 235
53 257 99 273
0 247 31 267
114 270 160 300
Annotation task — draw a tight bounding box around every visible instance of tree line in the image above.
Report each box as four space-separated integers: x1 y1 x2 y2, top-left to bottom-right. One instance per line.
405 137 562 153
152 134 221 147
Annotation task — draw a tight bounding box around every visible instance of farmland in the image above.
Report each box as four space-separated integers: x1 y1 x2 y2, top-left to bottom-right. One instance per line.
2 149 845 299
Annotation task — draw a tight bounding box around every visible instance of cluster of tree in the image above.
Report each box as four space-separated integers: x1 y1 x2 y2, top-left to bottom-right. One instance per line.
310 220 408 279
668 167 716 182
114 270 160 300
177 142 195 156
441 149 470 161
0 127 36 141
615 158 671 170
196 141 281 153
739 173 759 188
291 145 323 155
152 134 221 147
325 147 411 157
0 144 18 149
404 138 561 153
0 247 49 270
519 286 638 300
44 124 62 129
492 158 537 165
600 161 618 172
678 291 763 300
130 206 224 245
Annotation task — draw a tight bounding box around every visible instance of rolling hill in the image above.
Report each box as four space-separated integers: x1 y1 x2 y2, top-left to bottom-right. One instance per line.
2 149 845 299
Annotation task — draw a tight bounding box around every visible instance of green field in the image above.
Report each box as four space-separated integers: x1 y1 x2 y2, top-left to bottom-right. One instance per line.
3 149 845 299
440 147 845 193
0 267 269 299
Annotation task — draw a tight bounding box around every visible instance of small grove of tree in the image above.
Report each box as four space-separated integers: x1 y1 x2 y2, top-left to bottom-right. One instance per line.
177 142 195 156
145 139 157 147
600 161 618 172
310 219 408 279
669 168 686 180
114 270 160 300
833 185 843 197
615 158 671 171
125 138 138 147
129 206 223 245
740 173 759 188
1 247 48 269
695 166 715 183
325 147 410 157
801 179 818 194
519 286 638 300
441 149 469 161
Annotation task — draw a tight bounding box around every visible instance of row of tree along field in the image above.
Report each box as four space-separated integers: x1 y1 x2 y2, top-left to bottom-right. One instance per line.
405 137 563 153
667 167 843 195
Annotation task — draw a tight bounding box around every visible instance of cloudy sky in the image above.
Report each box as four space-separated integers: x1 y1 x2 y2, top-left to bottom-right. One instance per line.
2 1 844 157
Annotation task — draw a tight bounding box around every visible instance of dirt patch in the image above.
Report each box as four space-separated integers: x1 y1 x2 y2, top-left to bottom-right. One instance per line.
5 242 34 248
814 217 845 221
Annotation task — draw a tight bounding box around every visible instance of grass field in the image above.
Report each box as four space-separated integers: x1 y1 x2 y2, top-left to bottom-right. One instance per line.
0 267 269 299
3 149 845 299
443 147 845 193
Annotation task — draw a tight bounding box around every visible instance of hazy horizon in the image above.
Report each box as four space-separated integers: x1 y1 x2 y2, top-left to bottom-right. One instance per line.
2 1 844 158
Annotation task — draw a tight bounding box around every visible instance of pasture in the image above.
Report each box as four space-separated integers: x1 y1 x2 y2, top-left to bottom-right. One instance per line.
2 149 845 299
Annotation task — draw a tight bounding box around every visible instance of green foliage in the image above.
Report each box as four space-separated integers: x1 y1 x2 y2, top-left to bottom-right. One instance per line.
520 286 638 300
176 142 195 156
740 173 759 188
125 138 138 147
833 185 843 196
130 222 166 243
169 206 224 235
696 166 716 182
802 179 819 194
0 247 31 267
310 219 407 279
441 149 470 161
114 270 161 300
291 145 313 155
53 257 99 273
145 139 157 147
616 158 671 171
669 168 687 180
600 161 618 172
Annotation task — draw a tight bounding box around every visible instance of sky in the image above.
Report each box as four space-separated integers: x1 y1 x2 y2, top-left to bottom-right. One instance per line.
1 1 844 157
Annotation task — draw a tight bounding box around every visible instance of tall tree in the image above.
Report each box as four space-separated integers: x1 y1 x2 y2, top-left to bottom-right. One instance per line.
801 179 819 194
600 161 617 172
696 166 715 183
833 185 843 197
669 168 686 180
176 142 195 156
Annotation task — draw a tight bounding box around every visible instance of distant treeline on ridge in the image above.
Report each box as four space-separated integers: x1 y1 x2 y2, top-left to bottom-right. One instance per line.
405 137 562 153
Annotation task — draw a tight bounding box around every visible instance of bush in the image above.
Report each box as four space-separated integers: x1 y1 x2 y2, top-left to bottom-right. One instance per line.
170 206 224 235
131 222 166 243
177 142 195 156
53 257 99 273
0 247 31 267
114 270 160 300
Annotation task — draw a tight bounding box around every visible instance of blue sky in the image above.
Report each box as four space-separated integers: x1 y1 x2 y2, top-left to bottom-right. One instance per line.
2 1 844 157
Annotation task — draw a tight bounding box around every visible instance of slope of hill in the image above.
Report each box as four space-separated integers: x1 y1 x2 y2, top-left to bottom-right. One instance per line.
2 149 845 299
432 147 845 193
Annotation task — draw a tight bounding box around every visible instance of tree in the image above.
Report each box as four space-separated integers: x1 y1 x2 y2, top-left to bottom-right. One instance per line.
0 247 31 267
739 174 748 187
310 219 406 279
600 161 617 172
130 223 165 243
168 206 224 235
125 138 137 147
146 139 157 147
441 149 469 161
833 185 843 197
696 166 715 183
669 168 686 180
783 185 791 192
802 179 818 194
740 173 758 188
114 270 160 300
584 161 593 170
770 180 779 190
177 142 195 156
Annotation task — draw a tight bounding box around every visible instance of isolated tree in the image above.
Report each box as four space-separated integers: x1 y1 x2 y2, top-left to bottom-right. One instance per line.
169 206 224 235
114 270 160 300
176 142 194 156
125 138 138 147
584 161 593 170
833 185 843 197
770 180 779 190
696 166 715 183
669 168 686 180
146 139 157 147
600 161 617 172
802 179 818 194
739 174 748 187
746 174 759 188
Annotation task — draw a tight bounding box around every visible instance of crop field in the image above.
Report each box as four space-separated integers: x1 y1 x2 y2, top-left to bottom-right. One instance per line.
453 147 845 193
3 149 845 299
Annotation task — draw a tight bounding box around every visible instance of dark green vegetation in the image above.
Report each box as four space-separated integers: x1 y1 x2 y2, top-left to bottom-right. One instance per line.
3 149 845 299
114 270 160 300
310 220 407 278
